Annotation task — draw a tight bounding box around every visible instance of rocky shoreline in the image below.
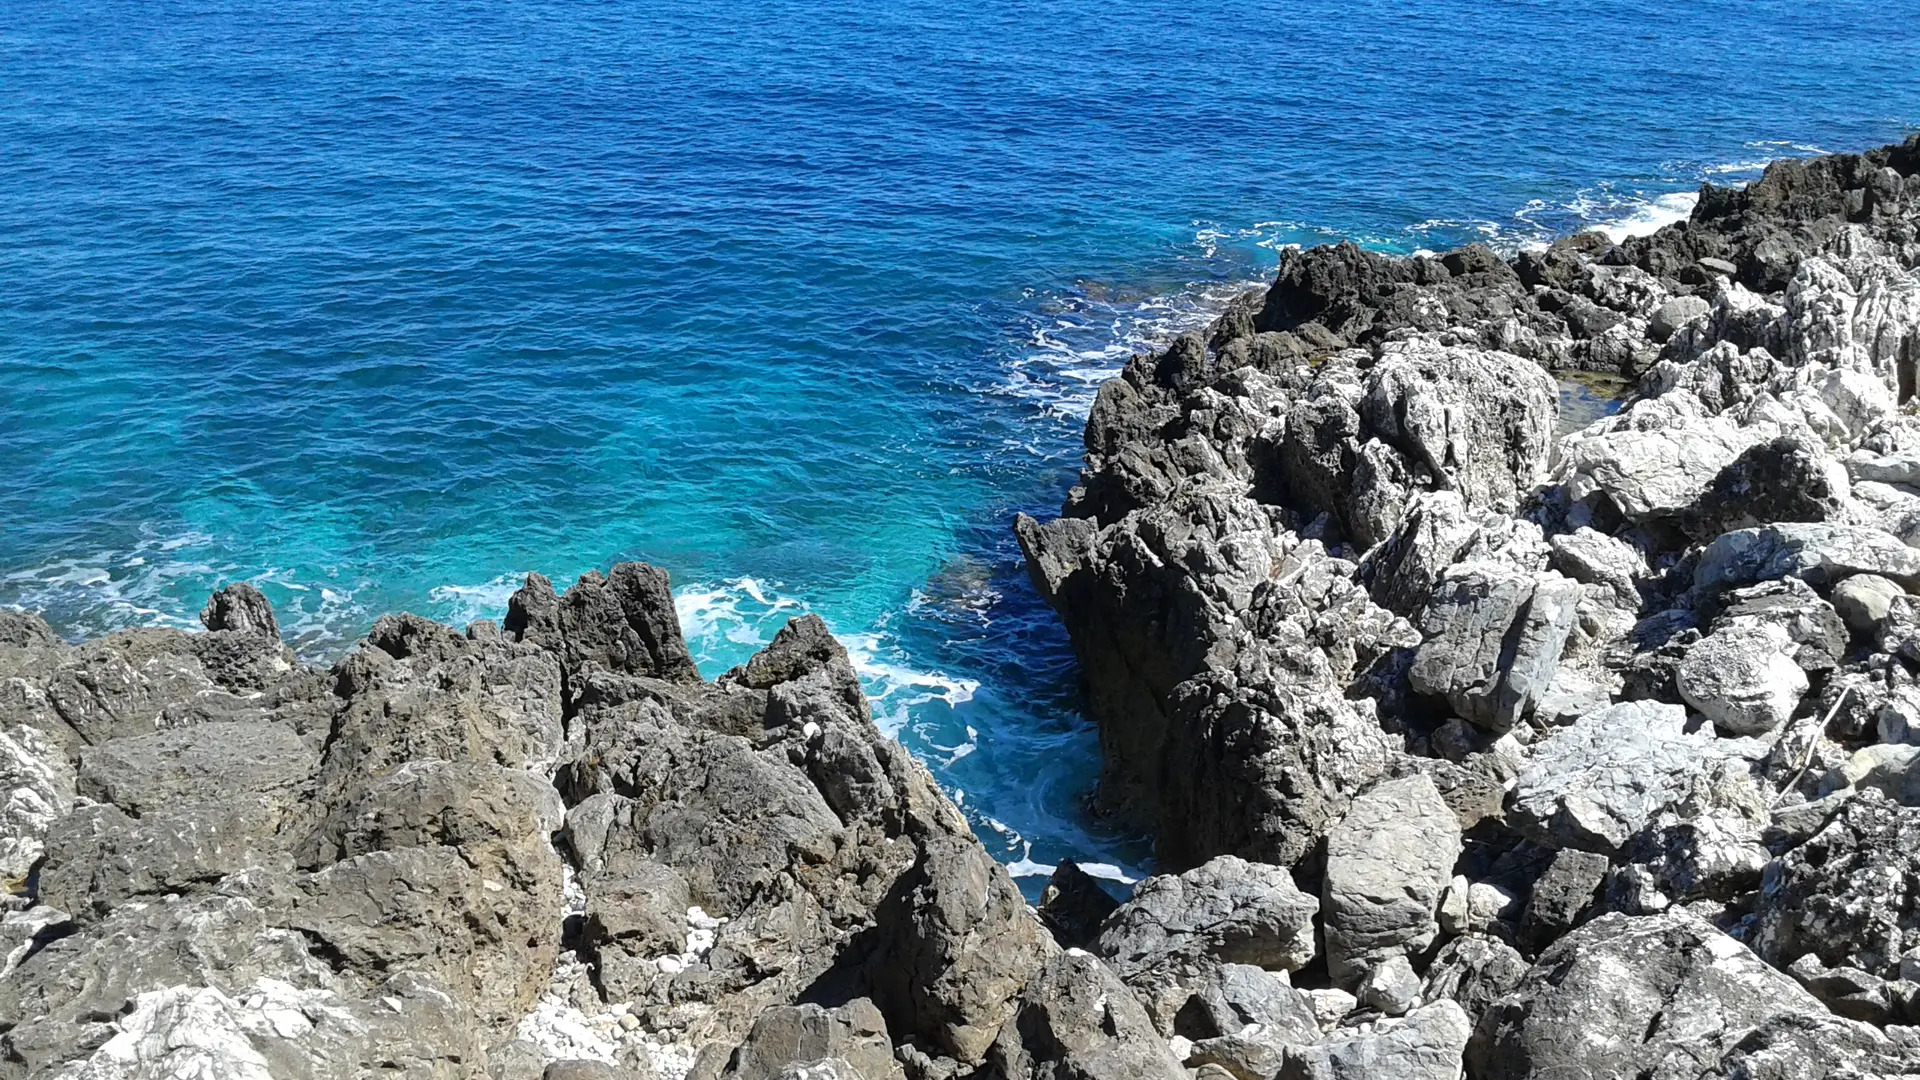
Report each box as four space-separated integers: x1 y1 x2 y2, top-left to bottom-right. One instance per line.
1014 135 1920 1077
6 136 1920 1079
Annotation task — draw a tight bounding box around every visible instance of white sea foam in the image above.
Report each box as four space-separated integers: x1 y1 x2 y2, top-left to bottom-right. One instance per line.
1595 191 1700 243
427 573 526 628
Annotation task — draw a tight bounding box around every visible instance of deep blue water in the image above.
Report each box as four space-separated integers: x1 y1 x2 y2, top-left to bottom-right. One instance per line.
4 0 1917 886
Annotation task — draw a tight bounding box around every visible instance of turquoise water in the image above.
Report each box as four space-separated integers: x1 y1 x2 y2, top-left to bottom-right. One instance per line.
3 0 1917 884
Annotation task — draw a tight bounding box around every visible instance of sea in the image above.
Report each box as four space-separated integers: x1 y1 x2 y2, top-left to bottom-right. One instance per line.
4 0 1917 891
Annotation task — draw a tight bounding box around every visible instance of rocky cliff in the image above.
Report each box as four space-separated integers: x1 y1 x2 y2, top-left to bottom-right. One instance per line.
1015 135 1920 1077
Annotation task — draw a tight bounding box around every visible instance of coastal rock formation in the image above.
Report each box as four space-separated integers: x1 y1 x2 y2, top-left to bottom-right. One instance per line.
1020 136 1920 1079
0 572 1056 1079
10 135 1920 1080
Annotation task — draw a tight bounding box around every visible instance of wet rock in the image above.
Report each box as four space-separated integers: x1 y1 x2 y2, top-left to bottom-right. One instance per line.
1467 911 1829 1080
1321 775 1461 987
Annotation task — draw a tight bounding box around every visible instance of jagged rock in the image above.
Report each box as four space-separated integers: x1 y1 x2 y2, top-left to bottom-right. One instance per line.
506 564 700 683
1754 789 1920 980
1178 963 1318 1045
1357 955 1421 1017
1037 860 1121 951
199 582 281 640
0 611 59 649
1833 572 1906 636
1418 935 1528 1029
1641 1011 1920 1080
986 949 1186 1080
1278 1001 1472 1080
1409 566 1580 732
1518 849 1608 953
717 1000 904 1080
1694 522 1920 594
1506 700 1740 855
1676 621 1808 735
867 834 1053 1064
0 723 75 885
1678 434 1850 541
1321 775 1461 988
1467 911 1830 1080
1095 855 1319 1029
1712 576 1848 672
1278 341 1557 548
1548 528 1645 610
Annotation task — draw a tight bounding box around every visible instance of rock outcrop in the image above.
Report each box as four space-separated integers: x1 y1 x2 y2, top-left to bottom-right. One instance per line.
1019 136 1920 1080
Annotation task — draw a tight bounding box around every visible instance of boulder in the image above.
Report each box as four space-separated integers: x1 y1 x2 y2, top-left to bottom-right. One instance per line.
1506 701 1737 855
1409 567 1581 732
717 1000 904 1080
1676 622 1808 735
987 949 1186 1080
1753 789 1920 980
1096 855 1319 1028
1278 1001 1472 1080
1517 849 1608 953
1467 911 1830 1080
1832 572 1906 636
199 582 281 640
1418 936 1528 1029
1694 522 1920 594
1321 775 1461 987
1037 860 1121 951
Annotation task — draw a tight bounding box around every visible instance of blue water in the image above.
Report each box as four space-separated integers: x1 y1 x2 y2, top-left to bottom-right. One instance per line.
4 0 1917 886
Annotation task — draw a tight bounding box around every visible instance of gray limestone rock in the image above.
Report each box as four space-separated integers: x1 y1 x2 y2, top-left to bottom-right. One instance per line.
1096 855 1319 1029
1409 567 1580 732
1833 572 1906 636
1321 775 1461 988
1278 1000 1472 1080
1677 621 1809 735
987 949 1186 1080
1507 700 1732 855
718 999 904 1080
1418 935 1529 1029
1694 522 1920 594
1466 911 1829 1080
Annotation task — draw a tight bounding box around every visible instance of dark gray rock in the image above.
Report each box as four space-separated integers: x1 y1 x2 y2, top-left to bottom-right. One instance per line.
199 581 281 640
986 949 1185 1080
506 564 701 683
1037 860 1121 951
1754 789 1920 980
0 610 59 649
1518 848 1609 954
